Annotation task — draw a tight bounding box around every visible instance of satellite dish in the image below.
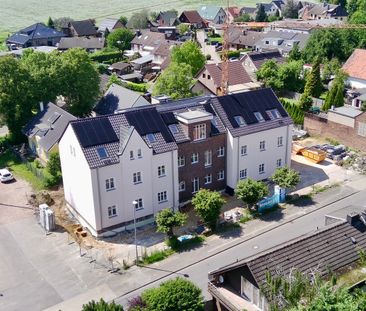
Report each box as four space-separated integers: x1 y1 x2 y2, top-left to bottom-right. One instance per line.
218 275 224 283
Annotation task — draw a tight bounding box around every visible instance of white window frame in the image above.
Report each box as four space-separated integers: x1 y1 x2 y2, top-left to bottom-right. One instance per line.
191 153 199 164
217 146 225 157
268 109 281 119
137 148 142 158
105 178 115 191
178 156 185 167
192 177 200 193
241 145 247 156
179 181 186 192
130 150 134 160
254 112 265 122
133 172 142 184
218 170 225 180
204 150 212 167
204 174 212 184
276 158 282 167
135 198 143 210
277 136 283 147
259 163 265 174
158 191 168 203
234 115 246 127
239 169 247 180
193 124 206 141
107 205 117 218
260 141 266 151
158 165 166 177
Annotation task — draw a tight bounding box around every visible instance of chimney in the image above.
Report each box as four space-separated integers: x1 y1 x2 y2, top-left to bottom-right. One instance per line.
39 101 44 112
347 212 359 226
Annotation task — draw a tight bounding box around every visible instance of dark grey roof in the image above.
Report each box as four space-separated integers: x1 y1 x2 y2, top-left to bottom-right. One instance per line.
98 18 121 32
109 62 132 71
211 214 366 290
69 20 97 36
242 50 285 70
94 84 150 115
257 31 310 52
57 37 105 50
131 30 166 49
211 88 292 137
23 102 76 151
7 23 65 45
308 2 348 17
157 11 179 26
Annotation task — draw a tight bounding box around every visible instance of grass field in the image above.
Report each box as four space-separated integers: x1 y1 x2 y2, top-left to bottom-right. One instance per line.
0 0 263 33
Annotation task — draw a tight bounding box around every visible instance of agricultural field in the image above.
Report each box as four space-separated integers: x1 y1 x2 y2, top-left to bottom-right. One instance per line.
0 0 263 33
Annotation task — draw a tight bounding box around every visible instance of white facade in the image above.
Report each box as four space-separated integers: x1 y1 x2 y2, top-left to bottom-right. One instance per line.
347 77 366 90
226 124 292 189
60 125 179 237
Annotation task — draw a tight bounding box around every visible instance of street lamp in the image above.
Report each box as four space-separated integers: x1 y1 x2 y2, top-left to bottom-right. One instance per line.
132 200 139 265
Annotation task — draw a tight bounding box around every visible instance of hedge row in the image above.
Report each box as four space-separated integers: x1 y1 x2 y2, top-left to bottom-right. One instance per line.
280 98 304 125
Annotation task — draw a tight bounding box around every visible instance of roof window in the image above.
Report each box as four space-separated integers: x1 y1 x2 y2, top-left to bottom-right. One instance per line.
234 116 246 127
146 133 156 143
254 112 265 122
267 109 281 120
168 124 179 134
96 147 108 159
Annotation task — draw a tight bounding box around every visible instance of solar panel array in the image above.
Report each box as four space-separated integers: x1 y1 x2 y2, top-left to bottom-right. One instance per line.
218 88 288 128
160 112 178 125
72 117 119 148
125 108 174 143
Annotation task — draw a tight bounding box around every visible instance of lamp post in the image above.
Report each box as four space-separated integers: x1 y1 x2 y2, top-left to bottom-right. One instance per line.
132 200 139 265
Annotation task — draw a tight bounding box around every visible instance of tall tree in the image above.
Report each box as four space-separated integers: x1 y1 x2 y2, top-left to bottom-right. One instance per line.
106 28 134 51
256 60 282 90
271 166 301 189
155 208 187 238
47 17 54 28
255 4 268 22
235 178 268 210
302 58 323 98
127 9 149 29
53 17 73 31
0 56 33 141
288 43 302 61
171 41 206 76
58 49 100 117
283 0 299 18
323 70 347 110
192 189 225 231
153 63 194 99
118 16 128 26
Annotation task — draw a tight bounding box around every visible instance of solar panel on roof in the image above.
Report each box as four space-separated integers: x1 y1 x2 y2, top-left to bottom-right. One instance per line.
72 118 118 148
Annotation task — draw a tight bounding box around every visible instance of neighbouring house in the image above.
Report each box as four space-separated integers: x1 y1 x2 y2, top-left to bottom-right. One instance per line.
179 10 206 28
152 40 180 70
208 211 366 311
255 30 309 56
342 49 366 89
257 1 285 17
23 102 76 163
192 60 258 95
241 50 285 78
94 84 150 115
198 6 227 24
131 54 154 71
66 20 98 37
108 62 133 76
225 6 241 23
240 7 257 19
304 106 366 152
305 2 348 20
59 88 292 236
98 18 124 35
155 11 179 27
57 37 105 52
228 28 264 50
6 23 65 49
130 30 166 55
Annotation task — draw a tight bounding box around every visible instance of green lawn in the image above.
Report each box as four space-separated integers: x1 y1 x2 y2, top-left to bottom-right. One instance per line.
0 150 44 190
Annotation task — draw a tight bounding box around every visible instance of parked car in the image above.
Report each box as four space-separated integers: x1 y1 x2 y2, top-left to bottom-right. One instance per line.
0 168 14 183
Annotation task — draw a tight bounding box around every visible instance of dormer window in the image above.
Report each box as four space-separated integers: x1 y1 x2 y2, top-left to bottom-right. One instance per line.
254 112 265 123
234 116 246 127
268 109 281 120
96 147 108 159
146 133 156 144
169 124 179 134
193 124 206 141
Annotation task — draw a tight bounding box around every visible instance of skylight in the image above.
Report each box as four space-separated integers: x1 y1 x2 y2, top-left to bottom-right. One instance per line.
268 109 281 120
168 124 179 134
96 147 108 159
146 133 156 143
234 116 246 127
254 112 265 122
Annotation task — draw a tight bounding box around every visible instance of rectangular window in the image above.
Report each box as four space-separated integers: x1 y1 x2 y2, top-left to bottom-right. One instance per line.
191 153 199 164
277 136 283 147
268 109 281 119
203 73 206 78
217 146 225 157
239 169 247 180
218 170 225 180
259 163 265 174
108 205 117 218
178 156 185 167
179 181 185 192
204 174 212 184
137 149 142 158
192 177 199 193
158 165 166 177
193 124 206 141
158 191 168 203
204 150 212 167
208 74 211 80
105 178 115 191
234 115 246 127
133 172 142 184
135 198 143 210
260 141 265 151
276 159 282 167
241 145 247 156
254 112 265 122
130 150 134 160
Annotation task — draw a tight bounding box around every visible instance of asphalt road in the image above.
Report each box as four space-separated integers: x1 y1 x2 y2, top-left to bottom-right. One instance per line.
115 188 366 307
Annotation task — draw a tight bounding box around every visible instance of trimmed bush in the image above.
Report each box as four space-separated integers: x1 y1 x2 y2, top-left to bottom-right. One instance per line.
90 50 123 63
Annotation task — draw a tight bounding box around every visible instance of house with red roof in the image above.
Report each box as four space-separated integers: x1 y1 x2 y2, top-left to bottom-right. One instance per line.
342 49 366 89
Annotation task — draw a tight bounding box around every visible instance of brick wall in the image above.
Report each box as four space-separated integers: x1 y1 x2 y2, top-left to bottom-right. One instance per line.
304 112 366 152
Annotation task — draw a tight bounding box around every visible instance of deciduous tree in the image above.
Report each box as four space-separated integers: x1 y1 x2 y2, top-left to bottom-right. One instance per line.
155 208 187 238
128 9 149 29
271 166 300 189
119 16 128 26
82 298 123 311
255 4 268 22
171 41 205 76
107 28 134 51
283 0 299 18
235 178 268 209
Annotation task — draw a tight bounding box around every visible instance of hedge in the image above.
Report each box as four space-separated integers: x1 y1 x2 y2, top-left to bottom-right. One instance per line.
280 98 304 125
89 50 123 63
125 82 147 93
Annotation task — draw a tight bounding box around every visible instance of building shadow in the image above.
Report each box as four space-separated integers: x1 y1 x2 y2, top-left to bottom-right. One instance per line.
215 224 243 239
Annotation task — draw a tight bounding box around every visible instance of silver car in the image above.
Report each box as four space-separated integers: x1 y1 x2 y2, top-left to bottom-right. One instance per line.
0 168 14 183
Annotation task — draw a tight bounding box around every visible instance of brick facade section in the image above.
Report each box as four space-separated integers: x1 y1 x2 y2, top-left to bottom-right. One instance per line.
304 112 366 152
177 120 226 202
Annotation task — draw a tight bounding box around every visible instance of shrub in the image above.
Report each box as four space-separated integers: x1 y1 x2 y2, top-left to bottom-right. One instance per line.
82 298 123 311
90 50 123 63
125 82 147 93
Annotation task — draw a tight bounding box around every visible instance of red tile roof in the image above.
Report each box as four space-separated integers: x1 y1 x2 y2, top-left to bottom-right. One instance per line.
180 10 205 24
227 6 241 18
342 49 366 81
